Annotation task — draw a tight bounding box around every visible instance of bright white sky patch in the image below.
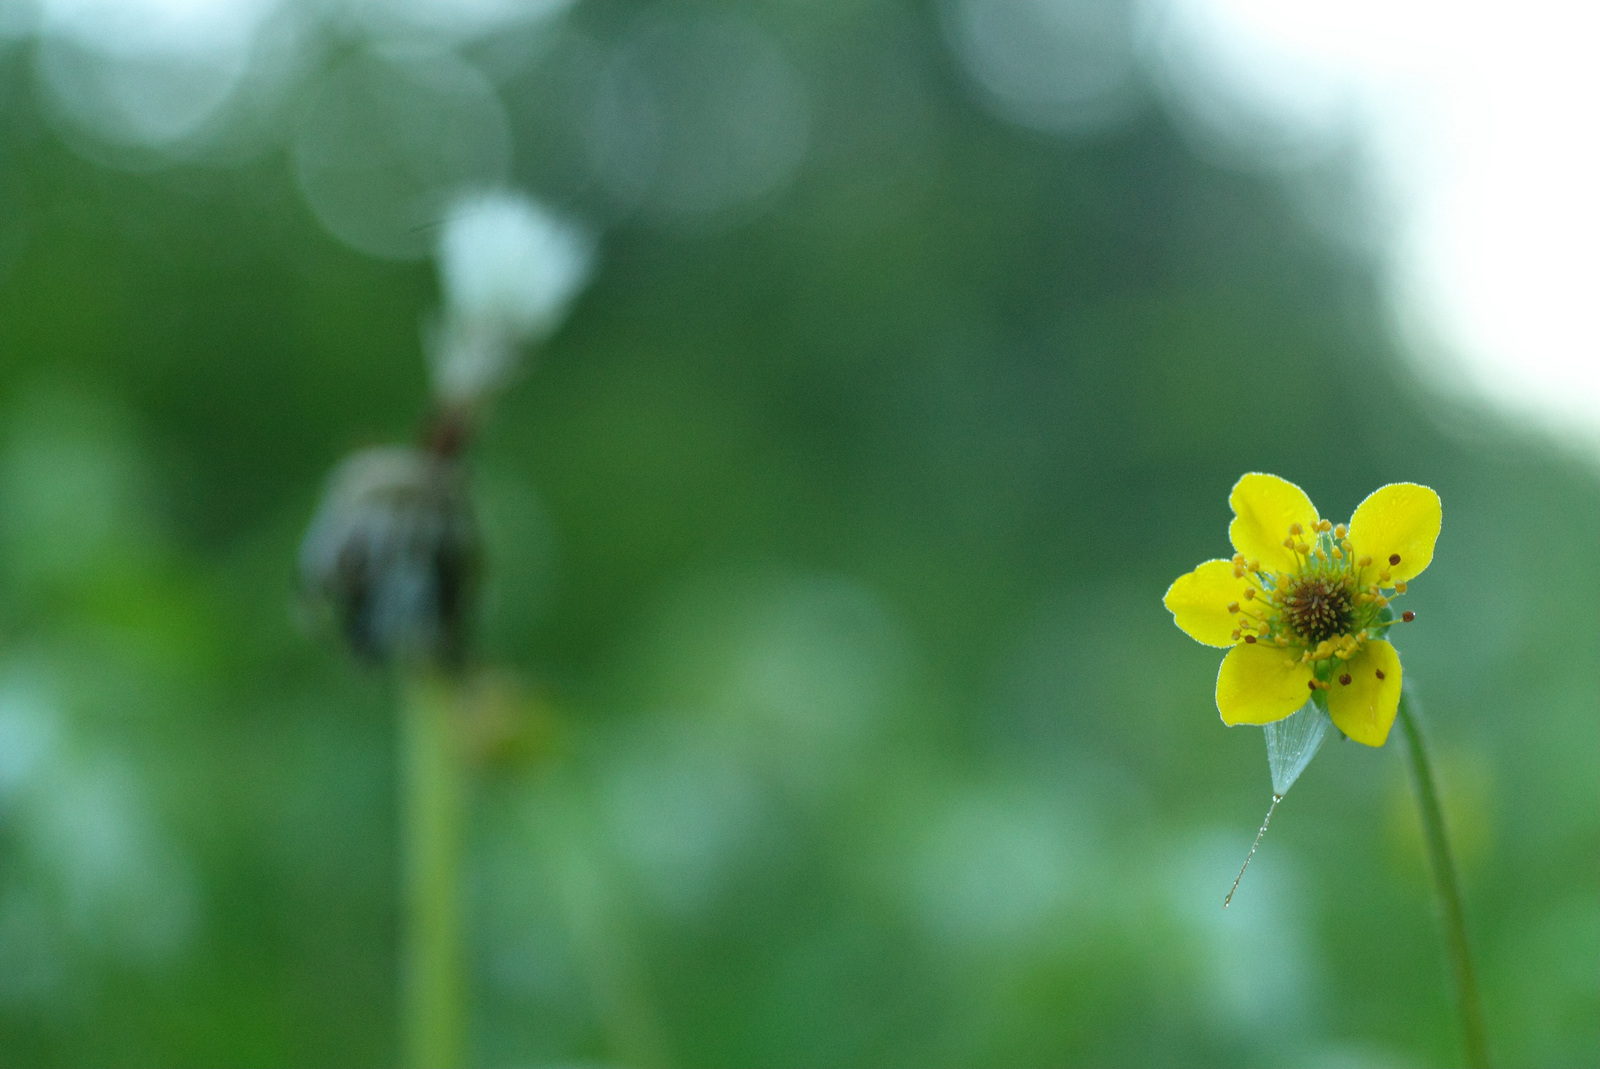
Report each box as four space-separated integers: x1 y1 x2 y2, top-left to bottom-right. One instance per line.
1149 0 1600 448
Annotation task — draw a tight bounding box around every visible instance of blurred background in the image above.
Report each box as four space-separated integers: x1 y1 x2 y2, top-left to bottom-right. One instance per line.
0 0 1595 1065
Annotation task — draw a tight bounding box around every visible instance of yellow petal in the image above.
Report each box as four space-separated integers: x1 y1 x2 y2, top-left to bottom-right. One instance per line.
1163 560 1258 648
1347 483 1441 585
1215 641 1314 726
1325 639 1402 746
1228 473 1320 574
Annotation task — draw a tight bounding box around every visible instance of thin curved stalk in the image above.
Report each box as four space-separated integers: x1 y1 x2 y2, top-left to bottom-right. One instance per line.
1397 686 1489 1068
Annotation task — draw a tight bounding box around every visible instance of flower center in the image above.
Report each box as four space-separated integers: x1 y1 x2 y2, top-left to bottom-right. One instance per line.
1280 574 1354 645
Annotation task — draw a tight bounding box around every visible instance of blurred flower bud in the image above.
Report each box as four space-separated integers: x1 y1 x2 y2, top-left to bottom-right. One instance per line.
299 446 480 668
431 190 595 405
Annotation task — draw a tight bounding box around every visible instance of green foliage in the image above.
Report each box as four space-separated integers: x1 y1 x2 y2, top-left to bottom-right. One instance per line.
0 4 1594 1066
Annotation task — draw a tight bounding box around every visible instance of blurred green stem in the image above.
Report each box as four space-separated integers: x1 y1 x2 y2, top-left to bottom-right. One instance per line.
402 674 465 1069
1397 687 1488 1069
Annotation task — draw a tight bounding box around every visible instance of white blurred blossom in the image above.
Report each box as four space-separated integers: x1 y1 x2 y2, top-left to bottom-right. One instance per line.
431 190 595 404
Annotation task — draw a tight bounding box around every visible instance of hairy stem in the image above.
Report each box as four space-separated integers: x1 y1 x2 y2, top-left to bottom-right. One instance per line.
1397 686 1489 1068
402 674 466 1069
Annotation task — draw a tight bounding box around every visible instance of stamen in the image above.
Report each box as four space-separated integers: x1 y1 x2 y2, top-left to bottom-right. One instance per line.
1402 611 1415 622
1334 524 1347 538
1243 588 1256 600
1357 555 1372 569
1395 581 1407 593
1288 523 1303 536
1227 602 1240 614
1375 669 1386 680
1339 673 1351 686
1306 679 1318 691
1389 553 1401 566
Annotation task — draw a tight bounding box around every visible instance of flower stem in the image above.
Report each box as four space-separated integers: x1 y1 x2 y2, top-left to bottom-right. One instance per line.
1396 686 1488 1068
401 674 466 1069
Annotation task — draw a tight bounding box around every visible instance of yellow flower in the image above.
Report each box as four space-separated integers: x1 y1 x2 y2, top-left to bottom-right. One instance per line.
1163 474 1441 747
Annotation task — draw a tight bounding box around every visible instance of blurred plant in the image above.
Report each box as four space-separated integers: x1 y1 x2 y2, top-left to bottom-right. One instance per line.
300 189 594 1068
1164 474 1488 1067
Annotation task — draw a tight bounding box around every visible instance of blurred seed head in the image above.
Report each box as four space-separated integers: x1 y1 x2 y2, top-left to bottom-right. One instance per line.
430 190 595 405
299 445 480 668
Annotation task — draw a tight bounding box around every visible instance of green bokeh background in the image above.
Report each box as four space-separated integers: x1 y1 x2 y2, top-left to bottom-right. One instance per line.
0 3 1595 1066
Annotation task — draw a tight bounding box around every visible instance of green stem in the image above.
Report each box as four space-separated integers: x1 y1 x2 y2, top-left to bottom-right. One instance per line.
1396 686 1489 1068
401 674 466 1069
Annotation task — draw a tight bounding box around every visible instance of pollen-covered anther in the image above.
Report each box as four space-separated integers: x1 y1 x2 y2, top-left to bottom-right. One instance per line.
1306 679 1318 691
1317 519 1332 533
1282 537 1295 550
1402 610 1415 622
1388 553 1401 566
1332 547 1343 560
1339 673 1352 686
1243 634 1256 644
1375 668 1386 680
1243 588 1255 600
1231 629 1241 640
1357 555 1372 568
1395 581 1407 593
1227 602 1240 614
1232 553 1246 566
1233 565 1245 578
1379 570 1391 583
1334 524 1347 539
1288 523 1303 536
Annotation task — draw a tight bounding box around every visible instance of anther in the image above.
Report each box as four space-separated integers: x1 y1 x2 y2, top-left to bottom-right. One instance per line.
1402 611 1415 622
1306 679 1318 691
1375 669 1386 680
1388 553 1401 566
1395 581 1407 593
1227 602 1240 614
1288 523 1303 536
1283 538 1295 550
1357 555 1372 568
1244 634 1257 644
1317 520 1332 533
1339 673 1351 686
1334 524 1347 539
1231 629 1242 640
1243 588 1256 600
